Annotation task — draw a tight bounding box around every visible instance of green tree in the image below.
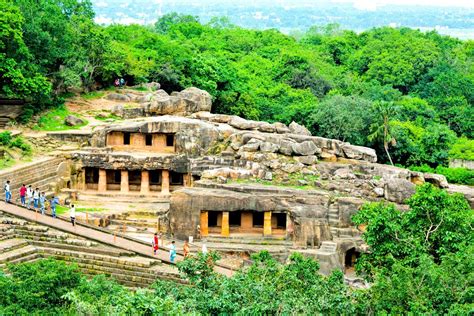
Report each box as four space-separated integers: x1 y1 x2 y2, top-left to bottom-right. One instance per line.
368 101 398 165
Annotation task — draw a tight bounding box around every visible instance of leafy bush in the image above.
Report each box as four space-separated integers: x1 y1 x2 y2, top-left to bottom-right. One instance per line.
449 137 474 160
0 131 13 146
409 164 474 185
10 137 32 154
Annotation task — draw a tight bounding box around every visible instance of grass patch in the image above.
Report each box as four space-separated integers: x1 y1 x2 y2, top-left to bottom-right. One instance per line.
55 205 69 215
130 86 148 91
82 91 105 100
94 113 122 122
33 105 88 131
232 173 319 190
0 157 16 170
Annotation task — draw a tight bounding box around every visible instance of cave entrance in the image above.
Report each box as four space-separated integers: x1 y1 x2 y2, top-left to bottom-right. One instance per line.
344 248 360 272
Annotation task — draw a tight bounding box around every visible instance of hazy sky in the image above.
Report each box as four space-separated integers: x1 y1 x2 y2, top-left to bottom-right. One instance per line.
334 0 474 9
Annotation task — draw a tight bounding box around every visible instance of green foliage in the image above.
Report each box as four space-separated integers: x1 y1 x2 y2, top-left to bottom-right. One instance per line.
409 165 474 185
450 137 474 160
352 184 472 278
3 2 473 167
308 95 373 144
0 259 81 314
0 131 31 155
33 104 88 131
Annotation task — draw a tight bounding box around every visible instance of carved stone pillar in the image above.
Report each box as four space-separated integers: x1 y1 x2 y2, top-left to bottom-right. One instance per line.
140 170 150 194
120 170 129 193
263 211 272 236
200 211 208 237
221 211 230 237
161 170 170 194
98 169 107 192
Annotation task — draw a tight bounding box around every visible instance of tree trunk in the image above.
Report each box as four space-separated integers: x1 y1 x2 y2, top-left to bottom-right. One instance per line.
384 142 394 166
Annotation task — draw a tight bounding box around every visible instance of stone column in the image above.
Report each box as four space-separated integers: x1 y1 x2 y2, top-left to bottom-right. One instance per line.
263 211 272 236
120 170 129 193
200 211 208 237
98 169 107 192
221 211 230 237
141 170 150 194
161 170 170 194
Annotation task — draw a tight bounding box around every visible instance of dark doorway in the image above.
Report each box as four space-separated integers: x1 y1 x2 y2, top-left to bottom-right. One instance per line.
208 211 219 227
123 132 131 145
145 134 153 146
253 212 264 227
274 213 287 229
229 211 241 227
170 171 183 185
85 168 99 184
166 134 174 147
128 170 141 191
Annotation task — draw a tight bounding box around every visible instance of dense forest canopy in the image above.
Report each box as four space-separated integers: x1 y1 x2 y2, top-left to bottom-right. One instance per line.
1 0 473 174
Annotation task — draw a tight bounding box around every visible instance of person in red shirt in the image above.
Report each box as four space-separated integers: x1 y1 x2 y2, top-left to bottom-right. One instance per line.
152 233 159 255
19 184 27 207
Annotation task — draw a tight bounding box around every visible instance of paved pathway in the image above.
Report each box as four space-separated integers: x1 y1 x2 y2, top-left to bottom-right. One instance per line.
0 201 234 276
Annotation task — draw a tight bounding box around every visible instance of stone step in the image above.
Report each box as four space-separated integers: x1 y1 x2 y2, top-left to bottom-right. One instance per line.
76 192 170 203
0 245 37 263
0 253 41 269
109 219 158 228
38 248 155 268
30 241 134 257
205 236 292 246
319 241 338 253
0 238 29 254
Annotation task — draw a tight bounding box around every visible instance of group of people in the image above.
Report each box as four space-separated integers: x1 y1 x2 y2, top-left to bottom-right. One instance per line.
153 233 208 263
114 78 126 88
4 180 60 218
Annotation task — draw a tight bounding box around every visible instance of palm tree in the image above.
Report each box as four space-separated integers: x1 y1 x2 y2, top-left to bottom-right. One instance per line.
369 101 397 166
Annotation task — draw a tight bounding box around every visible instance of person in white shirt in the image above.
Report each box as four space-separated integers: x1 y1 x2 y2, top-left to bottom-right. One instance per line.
70 204 76 226
26 185 33 210
202 243 208 255
33 188 40 210
4 180 11 203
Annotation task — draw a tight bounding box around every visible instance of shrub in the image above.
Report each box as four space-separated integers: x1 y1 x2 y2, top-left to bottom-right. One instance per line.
10 137 32 154
409 164 474 185
0 131 12 146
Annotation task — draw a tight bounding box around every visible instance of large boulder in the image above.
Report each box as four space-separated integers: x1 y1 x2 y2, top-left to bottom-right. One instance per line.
176 87 212 112
65 115 85 126
106 93 131 102
423 173 449 188
341 144 377 163
273 122 291 134
289 121 311 136
229 117 260 130
292 141 321 156
384 178 415 203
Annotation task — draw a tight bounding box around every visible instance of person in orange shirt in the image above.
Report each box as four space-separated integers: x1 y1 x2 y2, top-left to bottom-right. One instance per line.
183 240 190 258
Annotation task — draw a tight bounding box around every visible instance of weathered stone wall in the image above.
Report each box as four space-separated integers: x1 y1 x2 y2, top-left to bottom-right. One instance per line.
449 159 474 170
169 183 364 247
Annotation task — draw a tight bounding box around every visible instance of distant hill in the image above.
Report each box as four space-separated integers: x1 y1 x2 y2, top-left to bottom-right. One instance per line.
92 0 474 39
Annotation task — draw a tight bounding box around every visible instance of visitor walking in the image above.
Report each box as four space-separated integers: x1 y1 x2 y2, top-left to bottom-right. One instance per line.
19 184 26 206
119 78 125 87
50 196 59 218
201 243 208 256
152 232 159 255
183 240 190 258
4 180 11 203
39 192 46 215
33 188 40 210
70 204 76 226
114 78 119 87
26 185 33 209
169 241 177 263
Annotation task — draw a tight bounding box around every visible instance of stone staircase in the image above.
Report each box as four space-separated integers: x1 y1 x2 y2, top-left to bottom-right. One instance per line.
0 157 65 195
0 211 181 287
318 241 338 254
